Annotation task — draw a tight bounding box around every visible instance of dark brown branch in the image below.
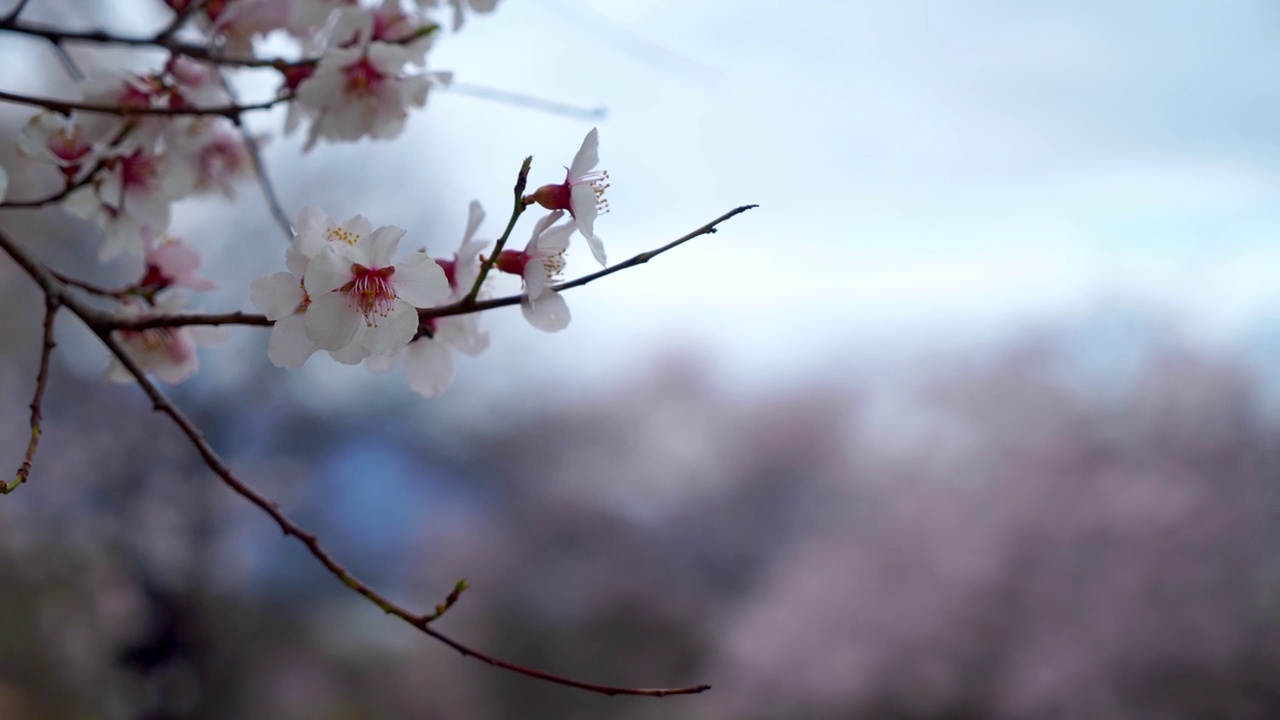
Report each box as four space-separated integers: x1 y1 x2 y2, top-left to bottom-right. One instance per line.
49 269 133 299
0 0 32 25
106 205 758 331
435 203 759 319
89 308 708 697
0 226 712 697
0 17 281 68
0 88 288 118
2 295 58 494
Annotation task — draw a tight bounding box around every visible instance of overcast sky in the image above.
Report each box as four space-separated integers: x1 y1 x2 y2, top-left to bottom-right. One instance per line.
11 0 1280 397
316 0 1280 391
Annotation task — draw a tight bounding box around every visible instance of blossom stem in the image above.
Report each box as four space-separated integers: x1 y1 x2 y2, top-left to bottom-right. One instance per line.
462 156 532 305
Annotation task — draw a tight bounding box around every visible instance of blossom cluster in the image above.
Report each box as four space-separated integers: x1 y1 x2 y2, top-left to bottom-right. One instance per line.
15 0 494 262
249 127 610 397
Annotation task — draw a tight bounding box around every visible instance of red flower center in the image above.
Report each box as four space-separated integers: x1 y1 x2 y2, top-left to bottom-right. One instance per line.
343 264 397 324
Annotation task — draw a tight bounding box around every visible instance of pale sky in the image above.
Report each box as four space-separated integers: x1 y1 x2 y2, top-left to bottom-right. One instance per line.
13 0 1280 397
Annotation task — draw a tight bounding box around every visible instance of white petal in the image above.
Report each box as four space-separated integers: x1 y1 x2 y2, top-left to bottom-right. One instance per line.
363 225 405 267
403 338 455 398
363 351 399 373
363 299 419 356
250 272 305 320
463 200 485 244
303 247 353 295
437 315 489 356
304 291 361 351
393 252 450 307
569 128 599 178
571 184 599 240
537 222 574 253
523 262 546 300
291 206 331 259
585 231 607 267
0 165 7 202
528 210 565 250
267 314 318 369
521 290 571 332
329 333 370 365
285 245 310 277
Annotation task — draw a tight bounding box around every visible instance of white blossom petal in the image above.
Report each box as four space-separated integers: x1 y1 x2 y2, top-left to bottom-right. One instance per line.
305 291 362 350
362 299 418 355
523 262 546 300
537 222 574 253
584 231 607 267
403 337 454 397
250 272 305 320
304 247 354 295
363 352 398 373
364 224 406 267
569 127 599 178
329 334 371 365
463 200 485 243
571 183 599 241
521 289 570 332
267 314 318 369
437 315 489 356
393 252 450 307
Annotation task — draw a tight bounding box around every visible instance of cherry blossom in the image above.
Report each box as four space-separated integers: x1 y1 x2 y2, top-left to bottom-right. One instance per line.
63 141 195 260
494 210 573 332
197 0 293 58
303 224 450 356
17 112 96 181
363 200 492 395
332 1 437 62
528 127 610 266
293 20 449 151
495 210 571 299
105 296 226 385
249 206 375 368
251 264 317 369
173 120 254 198
292 204 373 258
141 229 216 291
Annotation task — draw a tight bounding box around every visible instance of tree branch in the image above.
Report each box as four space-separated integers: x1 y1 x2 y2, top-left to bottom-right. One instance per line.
0 225 712 697
0 88 288 118
105 205 758 331
2 295 58 494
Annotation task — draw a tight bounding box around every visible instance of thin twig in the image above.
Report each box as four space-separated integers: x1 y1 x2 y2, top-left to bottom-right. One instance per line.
0 88 288 118
463 157 532 304
441 204 759 318
0 0 32 25
104 205 758 331
48 38 85 80
0 17 280 68
2 295 58 494
49 269 133 299
215 69 293 240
